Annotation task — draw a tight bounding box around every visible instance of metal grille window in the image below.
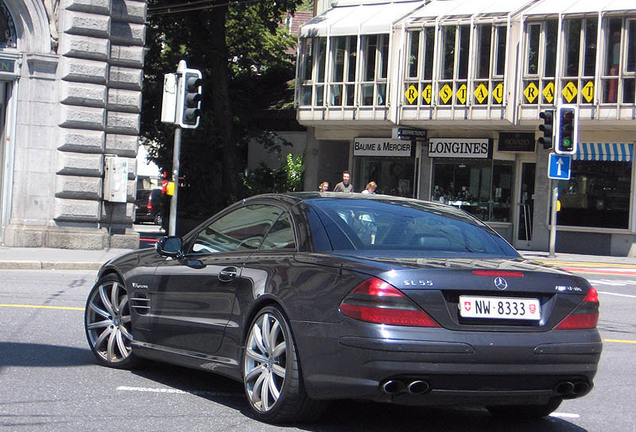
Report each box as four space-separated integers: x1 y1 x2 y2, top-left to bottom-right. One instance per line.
473 24 507 106
561 17 598 105
522 20 557 105
404 27 435 106
360 34 389 106
298 37 326 106
328 36 358 106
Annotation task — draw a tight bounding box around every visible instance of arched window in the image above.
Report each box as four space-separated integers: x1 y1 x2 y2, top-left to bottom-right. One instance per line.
0 2 16 48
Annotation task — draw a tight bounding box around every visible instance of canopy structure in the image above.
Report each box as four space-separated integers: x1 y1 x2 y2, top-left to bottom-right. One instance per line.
523 0 636 15
574 142 634 162
300 0 424 37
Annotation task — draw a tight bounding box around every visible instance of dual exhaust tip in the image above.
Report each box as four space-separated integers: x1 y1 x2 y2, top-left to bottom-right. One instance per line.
382 379 590 397
555 380 590 396
381 379 430 395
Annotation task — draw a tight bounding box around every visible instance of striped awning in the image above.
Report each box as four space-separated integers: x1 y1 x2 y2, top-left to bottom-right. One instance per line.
574 142 634 162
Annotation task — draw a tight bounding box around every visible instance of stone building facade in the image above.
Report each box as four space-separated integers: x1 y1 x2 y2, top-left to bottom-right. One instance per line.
0 0 145 248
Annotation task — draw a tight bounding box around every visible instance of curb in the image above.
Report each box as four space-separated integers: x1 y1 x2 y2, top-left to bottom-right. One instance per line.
0 261 103 270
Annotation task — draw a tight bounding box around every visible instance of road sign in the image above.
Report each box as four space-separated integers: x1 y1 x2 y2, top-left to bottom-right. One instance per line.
548 153 572 180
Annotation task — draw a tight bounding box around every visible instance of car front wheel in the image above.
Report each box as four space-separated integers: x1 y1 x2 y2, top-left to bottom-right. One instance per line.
84 274 137 369
243 306 322 423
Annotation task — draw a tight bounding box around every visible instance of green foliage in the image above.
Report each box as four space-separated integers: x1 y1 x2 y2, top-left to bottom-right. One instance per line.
142 0 304 218
242 152 305 195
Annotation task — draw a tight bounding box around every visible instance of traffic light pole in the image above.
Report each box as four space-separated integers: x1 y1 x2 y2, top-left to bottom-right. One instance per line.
549 179 558 258
169 126 181 236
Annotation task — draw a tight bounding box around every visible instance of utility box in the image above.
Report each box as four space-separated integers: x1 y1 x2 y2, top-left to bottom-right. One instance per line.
104 156 129 203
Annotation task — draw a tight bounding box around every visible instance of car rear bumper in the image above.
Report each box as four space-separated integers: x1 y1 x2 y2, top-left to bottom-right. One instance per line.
293 321 601 405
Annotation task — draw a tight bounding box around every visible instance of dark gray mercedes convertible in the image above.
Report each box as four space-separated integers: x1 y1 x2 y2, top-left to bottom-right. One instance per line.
84 193 601 423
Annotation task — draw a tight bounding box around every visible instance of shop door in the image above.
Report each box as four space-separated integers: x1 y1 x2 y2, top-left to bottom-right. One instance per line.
515 162 535 247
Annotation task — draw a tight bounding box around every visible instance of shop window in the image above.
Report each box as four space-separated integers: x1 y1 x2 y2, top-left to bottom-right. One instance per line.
561 17 597 104
523 20 557 105
298 37 327 106
431 160 513 223
328 36 357 106
359 34 389 106
473 24 506 106
403 27 435 106
557 160 631 229
355 156 415 197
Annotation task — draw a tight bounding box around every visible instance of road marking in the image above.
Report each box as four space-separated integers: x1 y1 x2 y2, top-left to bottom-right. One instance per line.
603 339 636 344
550 412 580 419
597 291 636 299
562 267 636 276
116 386 240 397
0 303 84 311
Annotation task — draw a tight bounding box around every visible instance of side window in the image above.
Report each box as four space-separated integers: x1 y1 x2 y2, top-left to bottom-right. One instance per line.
261 213 296 250
189 205 284 254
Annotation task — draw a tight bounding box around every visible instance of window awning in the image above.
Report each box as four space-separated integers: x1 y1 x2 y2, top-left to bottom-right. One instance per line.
300 0 424 37
523 0 635 15
404 0 534 23
574 142 634 162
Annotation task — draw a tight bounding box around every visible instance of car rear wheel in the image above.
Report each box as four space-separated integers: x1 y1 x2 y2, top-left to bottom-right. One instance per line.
487 397 562 419
84 274 138 369
243 306 322 423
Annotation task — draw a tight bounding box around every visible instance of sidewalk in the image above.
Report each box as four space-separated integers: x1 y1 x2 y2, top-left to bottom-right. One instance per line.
0 245 635 270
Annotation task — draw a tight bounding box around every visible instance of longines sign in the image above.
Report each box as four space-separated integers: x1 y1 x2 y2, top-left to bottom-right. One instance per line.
428 138 490 159
354 138 412 157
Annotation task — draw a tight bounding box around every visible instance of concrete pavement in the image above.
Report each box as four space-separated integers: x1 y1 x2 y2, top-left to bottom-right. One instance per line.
0 244 635 271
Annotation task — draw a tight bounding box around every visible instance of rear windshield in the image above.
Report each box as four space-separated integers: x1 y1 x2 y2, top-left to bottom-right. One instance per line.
310 198 519 257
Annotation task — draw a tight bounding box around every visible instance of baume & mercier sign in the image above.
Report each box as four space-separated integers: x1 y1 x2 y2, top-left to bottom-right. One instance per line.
428 138 490 158
354 138 412 157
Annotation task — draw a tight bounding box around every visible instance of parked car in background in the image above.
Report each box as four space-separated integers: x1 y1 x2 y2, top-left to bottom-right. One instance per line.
134 189 163 225
85 193 601 424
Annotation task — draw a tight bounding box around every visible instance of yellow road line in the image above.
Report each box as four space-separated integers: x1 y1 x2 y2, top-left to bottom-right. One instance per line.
603 338 636 345
0 303 84 311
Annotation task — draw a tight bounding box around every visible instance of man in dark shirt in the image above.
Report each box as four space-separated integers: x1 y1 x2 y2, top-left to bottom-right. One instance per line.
333 170 354 193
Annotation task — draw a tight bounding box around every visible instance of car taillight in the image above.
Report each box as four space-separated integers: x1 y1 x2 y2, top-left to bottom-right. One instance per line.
339 277 440 327
555 286 599 330
147 202 153 210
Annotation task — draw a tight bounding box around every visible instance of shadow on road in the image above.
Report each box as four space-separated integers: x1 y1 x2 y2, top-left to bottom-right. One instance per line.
0 342 94 368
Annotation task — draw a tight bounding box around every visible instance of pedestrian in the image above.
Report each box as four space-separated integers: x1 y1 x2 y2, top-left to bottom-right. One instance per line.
361 181 377 194
318 181 330 192
333 170 354 193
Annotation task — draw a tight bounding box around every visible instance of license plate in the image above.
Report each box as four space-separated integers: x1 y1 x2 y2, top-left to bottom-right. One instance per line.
459 295 541 320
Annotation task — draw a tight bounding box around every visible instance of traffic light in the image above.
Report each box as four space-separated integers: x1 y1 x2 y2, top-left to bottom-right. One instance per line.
555 105 578 155
537 110 554 150
178 68 203 129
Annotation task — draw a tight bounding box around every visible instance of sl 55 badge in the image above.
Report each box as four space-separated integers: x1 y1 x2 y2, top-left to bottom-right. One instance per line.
403 280 434 287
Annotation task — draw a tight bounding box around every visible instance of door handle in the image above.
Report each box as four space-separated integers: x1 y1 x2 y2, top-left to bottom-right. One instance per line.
218 266 239 282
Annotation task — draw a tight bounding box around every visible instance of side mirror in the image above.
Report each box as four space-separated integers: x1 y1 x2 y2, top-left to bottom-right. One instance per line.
156 236 183 258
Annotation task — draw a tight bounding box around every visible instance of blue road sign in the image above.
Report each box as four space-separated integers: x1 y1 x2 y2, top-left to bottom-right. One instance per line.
548 153 572 180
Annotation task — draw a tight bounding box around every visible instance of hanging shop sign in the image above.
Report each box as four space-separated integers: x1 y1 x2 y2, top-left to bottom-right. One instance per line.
428 138 490 159
498 132 536 152
354 138 412 157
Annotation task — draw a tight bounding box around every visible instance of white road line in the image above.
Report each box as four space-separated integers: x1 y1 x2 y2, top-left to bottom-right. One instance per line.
550 412 580 419
116 386 241 397
597 291 636 299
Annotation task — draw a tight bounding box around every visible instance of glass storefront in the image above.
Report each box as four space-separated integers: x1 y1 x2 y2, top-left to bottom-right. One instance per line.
558 159 632 229
354 156 416 197
432 159 513 222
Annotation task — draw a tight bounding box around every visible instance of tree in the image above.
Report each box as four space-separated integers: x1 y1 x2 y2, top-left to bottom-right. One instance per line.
142 0 303 221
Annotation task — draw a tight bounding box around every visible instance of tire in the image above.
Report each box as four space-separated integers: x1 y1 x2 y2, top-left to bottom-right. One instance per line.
243 306 323 423
487 397 563 420
84 274 138 369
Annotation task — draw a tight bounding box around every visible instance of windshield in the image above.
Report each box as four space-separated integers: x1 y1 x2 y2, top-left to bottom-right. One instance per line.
310 197 519 257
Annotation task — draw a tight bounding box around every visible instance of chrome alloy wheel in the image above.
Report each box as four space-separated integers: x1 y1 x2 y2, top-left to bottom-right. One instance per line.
244 311 288 413
85 277 134 365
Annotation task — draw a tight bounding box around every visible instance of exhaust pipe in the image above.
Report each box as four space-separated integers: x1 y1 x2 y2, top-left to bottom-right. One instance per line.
572 381 590 395
407 380 430 395
381 380 405 394
555 381 575 395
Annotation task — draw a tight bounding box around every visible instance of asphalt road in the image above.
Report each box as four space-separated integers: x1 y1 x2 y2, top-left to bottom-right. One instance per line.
0 268 634 431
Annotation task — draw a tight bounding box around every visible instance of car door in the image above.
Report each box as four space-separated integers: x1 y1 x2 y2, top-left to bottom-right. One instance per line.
149 203 287 356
